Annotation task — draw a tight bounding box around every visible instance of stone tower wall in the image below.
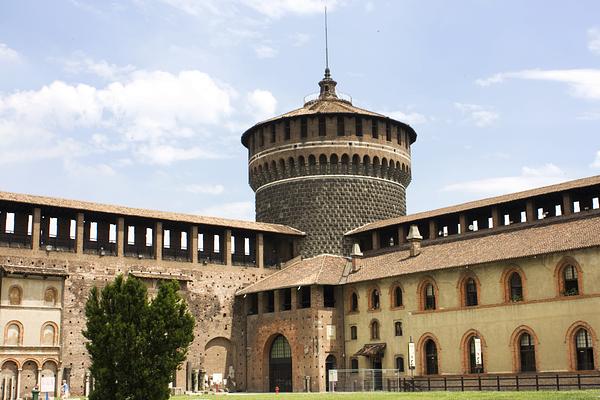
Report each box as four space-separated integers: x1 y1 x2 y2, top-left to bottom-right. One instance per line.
256 176 406 257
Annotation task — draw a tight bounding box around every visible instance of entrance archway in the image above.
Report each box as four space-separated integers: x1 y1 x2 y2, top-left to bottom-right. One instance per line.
269 335 292 392
325 355 336 391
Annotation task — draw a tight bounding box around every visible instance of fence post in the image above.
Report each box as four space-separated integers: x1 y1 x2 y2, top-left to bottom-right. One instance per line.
496 375 500 391
577 373 581 390
461 376 464 391
516 375 519 391
535 374 539 391
556 374 560 391
427 377 431 391
478 375 482 391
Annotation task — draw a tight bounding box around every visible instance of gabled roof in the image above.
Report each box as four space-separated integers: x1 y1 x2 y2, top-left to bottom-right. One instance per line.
0 190 304 236
236 254 349 295
346 175 600 235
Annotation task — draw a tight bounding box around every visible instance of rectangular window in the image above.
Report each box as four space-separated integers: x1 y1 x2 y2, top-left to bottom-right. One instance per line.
318 116 326 136
301 117 307 138
397 127 402 145
396 356 405 372
593 197 599 209
270 124 276 143
350 326 357 340
214 234 220 253
355 117 363 137
69 219 76 240
181 231 188 250
351 358 359 370
163 229 171 248
49 217 58 238
127 226 135 245
371 119 378 138
574 201 581 213
520 211 527 222
244 237 250 256
5 212 15 233
386 121 391 141
299 286 311 308
231 236 236 254
395 321 403 336
284 120 291 140
109 224 117 243
337 116 345 136
27 215 33 236
145 227 153 247
198 233 204 252
89 222 98 241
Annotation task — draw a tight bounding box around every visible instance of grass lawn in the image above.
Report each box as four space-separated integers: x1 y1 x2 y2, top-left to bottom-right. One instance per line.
172 390 600 399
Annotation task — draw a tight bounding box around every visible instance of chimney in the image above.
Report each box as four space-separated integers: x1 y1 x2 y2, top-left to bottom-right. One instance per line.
406 225 423 257
350 243 363 272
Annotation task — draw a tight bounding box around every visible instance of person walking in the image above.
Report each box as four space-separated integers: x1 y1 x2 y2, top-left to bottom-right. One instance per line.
60 380 69 400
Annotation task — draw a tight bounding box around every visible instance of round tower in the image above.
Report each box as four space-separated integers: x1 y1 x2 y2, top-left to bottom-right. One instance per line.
241 70 417 257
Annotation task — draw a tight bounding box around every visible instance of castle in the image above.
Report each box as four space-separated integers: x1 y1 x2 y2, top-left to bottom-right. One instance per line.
0 67 598 397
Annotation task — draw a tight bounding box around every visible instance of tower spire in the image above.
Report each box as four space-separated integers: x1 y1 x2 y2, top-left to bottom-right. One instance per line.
324 6 330 78
318 5 337 99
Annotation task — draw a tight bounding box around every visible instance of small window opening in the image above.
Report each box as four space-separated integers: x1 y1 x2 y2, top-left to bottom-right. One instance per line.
337 116 345 136
284 120 291 140
574 201 580 213
324 285 335 308
520 211 527 223
5 212 14 233
127 226 135 245
145 227 153 247
164 229 171 249
386 122 391 141
301 117 307 138
231 236 236 254
299 286 311 308
371 119 378 138
27 215 32 236
89 222 98 242
244 237 250 256
198 233 204 252
350 326 357 340
270 124 276 143
593 198 599 209
109 224 117 243
318 116 326 136
214 235 220 253
69 219 76 239
395 321 403 336
181 231 188 250
355 117 363 137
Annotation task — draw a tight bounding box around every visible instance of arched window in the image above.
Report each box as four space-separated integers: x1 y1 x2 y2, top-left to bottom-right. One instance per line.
424 339 438 375
424 284 436 310
562 264 579 296
395 356 405 372
350 326 357 340
394 321 403 337
370 320 380 340
509 272 523 302
519 333 536 372
465 278 478 306
575 329 595 370
392 286 403 308
4 322 21 346
44 287 58 307
468 336 484 373
8 285 22 305
350 292 359 312
41 323 57 346
370 288 380 310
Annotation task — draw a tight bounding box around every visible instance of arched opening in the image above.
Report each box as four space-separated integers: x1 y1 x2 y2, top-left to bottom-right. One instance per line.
22 360 39 395
468 336 484 373
1 360 18 399
352 154 360 174
465 278 478 306
392 285 403 308
349 291 358 312
575 329 595 370
561 264 580 296
424 283 436 310
519 332 536 372
41 360 58 396
4 321 22 346
319 154 328 173
370 320 380 340
509 272 524 302
41 322 57 346
325 355 337 391
369 288 380 310
204 337 235 385
330 154 339 174
341 154 349 174
269 335 292 392
424 339 438 375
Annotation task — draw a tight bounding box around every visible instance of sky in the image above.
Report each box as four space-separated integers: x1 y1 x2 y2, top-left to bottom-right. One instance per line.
0 0 599 221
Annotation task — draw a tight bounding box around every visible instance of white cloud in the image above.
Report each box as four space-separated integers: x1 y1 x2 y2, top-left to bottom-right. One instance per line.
365 1 374 12
183 183 225 195
196 201 254 221
588 27 600 55
254 44 277 59
291 32 310 47
386 110 428 125
246 89 277 122
241 0 344 18
61 56 136 81
476 69 600 100
0 43 20 63
442 164 568 196
454 103 499 127
591 151 600 169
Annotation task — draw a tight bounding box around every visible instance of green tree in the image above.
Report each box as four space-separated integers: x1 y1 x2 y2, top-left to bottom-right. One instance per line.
84 275 195 400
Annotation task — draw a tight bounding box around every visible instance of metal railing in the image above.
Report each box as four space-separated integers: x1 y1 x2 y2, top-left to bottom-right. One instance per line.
330 370 600 392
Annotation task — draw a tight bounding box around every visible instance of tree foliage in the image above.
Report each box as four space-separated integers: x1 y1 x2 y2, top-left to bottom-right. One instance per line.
83 275 195 400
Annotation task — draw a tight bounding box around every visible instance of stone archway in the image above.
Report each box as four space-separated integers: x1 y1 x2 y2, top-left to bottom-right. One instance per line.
325 355 337 392
21 360 39 396
269 335 292 392
204 337 235 389
41 360 58 397
1 360 18 400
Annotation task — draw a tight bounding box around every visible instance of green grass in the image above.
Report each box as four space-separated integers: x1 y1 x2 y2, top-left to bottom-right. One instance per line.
172 390 600 400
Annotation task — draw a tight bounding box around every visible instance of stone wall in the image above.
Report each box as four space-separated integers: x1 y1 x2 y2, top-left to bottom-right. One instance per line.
256 176 406 257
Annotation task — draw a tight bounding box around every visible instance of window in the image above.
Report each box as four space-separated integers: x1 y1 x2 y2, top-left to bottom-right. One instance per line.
465 278 478 306
355 117 363 137
519 333 536 372
385 121 391 141
509 272 523 302
425 339 438 375
264 291 275 313
299 286 311 308
44 287 58 306
5 322 21 346
270 124 276 143
350 326 357 340
392 286 403 308
318 116 326 136
395 356 405 372
424 283 436 310
337 116 345 136
41 323 56 346
247 293 258 315
8 285 22 305
324 285 336 308
370 288 380 310
350 292 359 312
394 321 403 337
468 336 484 373
280 288 291 311
370 320 380 340
284 120 291 140
371 119 378 138
562 264 579 296
397 128 402 145
350 358 359 370
575 329 595 370
301 117 307 138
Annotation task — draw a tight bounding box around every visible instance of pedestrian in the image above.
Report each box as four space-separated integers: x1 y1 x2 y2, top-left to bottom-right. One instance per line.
61 380 69 400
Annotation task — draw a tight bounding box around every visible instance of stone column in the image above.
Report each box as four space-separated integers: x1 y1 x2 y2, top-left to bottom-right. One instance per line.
256 233 264 269
32 208 41 251
191 226 198 264
526 200 535 222
154 221 163 260
459 214 467 235
117 217 125 257
76 212 84 254
428 220 437 239
371 231 380 250
257 291 264 316
491 207 500 228
291 287 298 311
398 225 406 244
16 368 21 400
224 229 232 266
562 192 572 215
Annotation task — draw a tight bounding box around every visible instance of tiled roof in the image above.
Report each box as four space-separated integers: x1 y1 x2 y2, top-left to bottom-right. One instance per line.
346 212 600 284
0 190 304 236
346 175 600 235
236 254 349 295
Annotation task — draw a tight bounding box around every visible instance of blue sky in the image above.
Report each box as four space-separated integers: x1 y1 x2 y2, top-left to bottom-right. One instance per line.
0 0 599 221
